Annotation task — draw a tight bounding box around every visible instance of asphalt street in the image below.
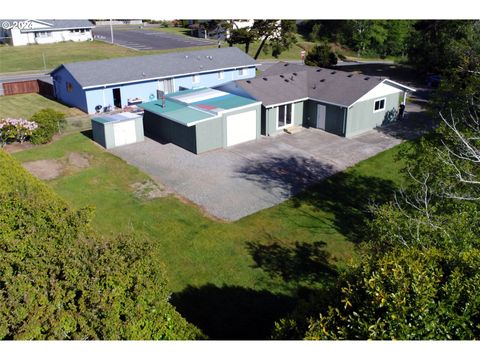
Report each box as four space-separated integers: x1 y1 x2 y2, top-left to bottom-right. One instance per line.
93 26 216 51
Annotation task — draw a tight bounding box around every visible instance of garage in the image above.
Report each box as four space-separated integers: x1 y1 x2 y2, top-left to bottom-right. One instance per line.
91 112 144 149
140 88 261 154
226 110 257 147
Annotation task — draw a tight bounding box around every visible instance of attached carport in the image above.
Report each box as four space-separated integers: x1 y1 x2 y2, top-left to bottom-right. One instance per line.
140 88 261 154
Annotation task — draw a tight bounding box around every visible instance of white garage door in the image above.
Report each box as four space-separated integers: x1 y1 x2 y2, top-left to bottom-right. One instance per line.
226 110 257 147
113 120 137 147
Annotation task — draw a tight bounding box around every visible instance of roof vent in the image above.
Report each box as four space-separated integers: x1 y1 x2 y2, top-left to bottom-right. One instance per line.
320 79 325 82
185 55 189 59
316 69 322 72
142 72 146 77
364 76 370 80
312 84 316 89
246 80 251 84
284 63 289 66
209 56 213 60
262 77 268 81
290 76 294 81
280 74 284 78
347 74 353 78
284 79 289 83
331 71 336 74
293 72 297 76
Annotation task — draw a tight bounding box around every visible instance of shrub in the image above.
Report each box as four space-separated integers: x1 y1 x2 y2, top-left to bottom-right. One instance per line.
29 108 65 145
304 43 338 67
0 118 38 147
0 150 204 340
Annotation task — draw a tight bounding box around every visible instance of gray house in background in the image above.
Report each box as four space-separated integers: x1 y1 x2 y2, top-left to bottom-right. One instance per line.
219 62 415 138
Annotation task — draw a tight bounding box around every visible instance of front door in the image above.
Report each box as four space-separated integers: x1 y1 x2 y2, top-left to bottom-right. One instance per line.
316 104 326 130
113 88 122 108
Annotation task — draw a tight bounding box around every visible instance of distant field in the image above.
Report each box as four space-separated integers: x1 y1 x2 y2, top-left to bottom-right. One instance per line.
0 40 215 73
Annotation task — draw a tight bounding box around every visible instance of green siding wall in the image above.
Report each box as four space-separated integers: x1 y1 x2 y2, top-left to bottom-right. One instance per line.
304 100 346 136
263 101 304 136
143 111 197 153
195 117 223 153
346 92 402 137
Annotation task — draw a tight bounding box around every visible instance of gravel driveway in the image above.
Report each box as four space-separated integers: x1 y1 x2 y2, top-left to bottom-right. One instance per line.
109 122 421 221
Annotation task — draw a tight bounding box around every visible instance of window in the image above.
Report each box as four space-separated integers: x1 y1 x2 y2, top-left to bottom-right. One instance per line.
218 71 224 80
374 98 386 112
192 74 200 84
277 103 293 128
35 31 51 38
66 82 73 93
238 68 246 76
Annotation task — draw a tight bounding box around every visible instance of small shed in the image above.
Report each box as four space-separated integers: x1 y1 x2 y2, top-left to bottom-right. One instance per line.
140 88 261 154
91 112 144 149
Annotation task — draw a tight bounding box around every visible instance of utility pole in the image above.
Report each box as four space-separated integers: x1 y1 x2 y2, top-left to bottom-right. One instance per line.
110 19 114 43
42 52 47 72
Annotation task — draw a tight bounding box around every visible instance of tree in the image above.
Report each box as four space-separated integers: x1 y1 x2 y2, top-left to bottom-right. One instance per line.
0 150 203 340
304 43 338 67
227 27 257 53
408 20 480 75
273 59 480 340
251 20 297 60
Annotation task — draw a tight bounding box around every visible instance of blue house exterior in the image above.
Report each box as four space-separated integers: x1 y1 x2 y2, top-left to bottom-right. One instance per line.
51 47 258 114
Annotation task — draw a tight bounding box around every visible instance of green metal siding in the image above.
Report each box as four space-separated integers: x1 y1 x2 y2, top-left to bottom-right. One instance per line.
304 100 346 136
143 110 197 153
263 101 304 136
346 92 402 137
195 117 223 153
91 121 106 148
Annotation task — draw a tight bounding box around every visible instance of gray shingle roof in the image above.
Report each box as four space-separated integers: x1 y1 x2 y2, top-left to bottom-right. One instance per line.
237 62 385 107
52 47 257 88
234 71 309 107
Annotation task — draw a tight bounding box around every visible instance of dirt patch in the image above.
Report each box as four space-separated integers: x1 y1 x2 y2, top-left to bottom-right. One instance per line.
22 159 64 180
3 142 34 154
67 152 92 169
130 180 171 200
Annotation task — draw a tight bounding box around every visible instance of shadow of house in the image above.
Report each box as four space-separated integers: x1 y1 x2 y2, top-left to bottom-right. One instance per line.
171 284 296 340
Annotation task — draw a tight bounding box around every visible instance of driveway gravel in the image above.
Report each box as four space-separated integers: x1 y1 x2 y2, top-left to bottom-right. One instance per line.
110 122 418 221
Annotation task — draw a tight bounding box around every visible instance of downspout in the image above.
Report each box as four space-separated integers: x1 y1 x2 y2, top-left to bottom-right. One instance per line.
343 106 348 136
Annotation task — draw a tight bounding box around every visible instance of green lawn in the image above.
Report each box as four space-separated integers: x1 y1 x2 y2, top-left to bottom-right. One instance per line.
0 40 216 73
12 132 406 339
0 93 84 119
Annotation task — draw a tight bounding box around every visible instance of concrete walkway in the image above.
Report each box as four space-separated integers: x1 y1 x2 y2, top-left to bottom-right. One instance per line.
110 123 419 221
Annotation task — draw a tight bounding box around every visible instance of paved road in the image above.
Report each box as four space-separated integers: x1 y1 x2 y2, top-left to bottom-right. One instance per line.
93 26 216 51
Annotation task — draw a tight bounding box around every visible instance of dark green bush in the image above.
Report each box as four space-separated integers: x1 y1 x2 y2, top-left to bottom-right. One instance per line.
0 150 203 340
29 108 66 145
304 43 338 67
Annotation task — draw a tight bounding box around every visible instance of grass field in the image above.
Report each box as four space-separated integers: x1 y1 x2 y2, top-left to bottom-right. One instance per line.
12 132 407 338
0 40 216 73
0 93 84 119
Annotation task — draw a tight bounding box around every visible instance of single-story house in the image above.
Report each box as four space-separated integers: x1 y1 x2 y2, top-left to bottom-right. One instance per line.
50 47 258 114
219 62 416 137
0 19 94 46
140 87 261 154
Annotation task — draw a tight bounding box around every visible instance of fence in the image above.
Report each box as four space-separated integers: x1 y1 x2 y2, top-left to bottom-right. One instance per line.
2 79 54 97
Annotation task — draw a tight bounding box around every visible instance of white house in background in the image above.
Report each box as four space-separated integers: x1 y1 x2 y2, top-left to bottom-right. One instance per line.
0 19 94 46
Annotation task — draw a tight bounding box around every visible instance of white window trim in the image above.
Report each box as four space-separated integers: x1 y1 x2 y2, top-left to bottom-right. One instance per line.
276 103 295 130
218 70 224 80
192 74 200 84
373 97 386 113
238 68 246 77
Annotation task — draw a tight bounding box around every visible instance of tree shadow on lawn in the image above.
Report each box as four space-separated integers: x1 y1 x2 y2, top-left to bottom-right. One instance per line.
236 155 397 243
246 239 337 285
171 284 296 340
